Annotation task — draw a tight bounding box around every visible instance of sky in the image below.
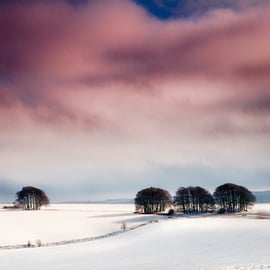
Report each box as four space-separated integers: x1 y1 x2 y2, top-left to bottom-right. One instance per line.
0 0 270 202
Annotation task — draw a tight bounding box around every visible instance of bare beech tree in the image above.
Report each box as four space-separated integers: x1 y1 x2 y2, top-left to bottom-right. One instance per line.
135 187 172 214
15 186 50 210
174 186 215 214
214 183 255 213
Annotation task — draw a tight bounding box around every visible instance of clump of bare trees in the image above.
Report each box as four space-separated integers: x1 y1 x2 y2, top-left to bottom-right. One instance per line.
15 186 50 210
135 187 172 214
135 183 255 215
174 186 215 214
214 183 256 213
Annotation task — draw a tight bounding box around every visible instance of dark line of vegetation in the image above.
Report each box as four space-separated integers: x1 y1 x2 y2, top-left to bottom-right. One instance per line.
1 183 255 215
135 183 256 215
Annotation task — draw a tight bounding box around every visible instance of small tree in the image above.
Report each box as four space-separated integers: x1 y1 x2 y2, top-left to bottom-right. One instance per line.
121 222 127 231
15 186 50 210
174 186 215 214
135 187 172 214
214 183 255 213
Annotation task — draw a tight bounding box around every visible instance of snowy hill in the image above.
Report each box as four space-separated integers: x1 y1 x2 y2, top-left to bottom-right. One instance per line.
0 204 269 270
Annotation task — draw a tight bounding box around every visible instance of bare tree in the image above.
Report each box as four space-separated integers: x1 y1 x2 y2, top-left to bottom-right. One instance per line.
214 183 255 213
15 186 50 210
174 186 215 214
135 187 172 214
121 222 127 231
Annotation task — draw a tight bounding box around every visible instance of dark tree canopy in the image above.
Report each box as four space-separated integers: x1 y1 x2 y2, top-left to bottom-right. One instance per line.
135 187 172 214
214 183 255 213
174 186 215 214
15 186 50 210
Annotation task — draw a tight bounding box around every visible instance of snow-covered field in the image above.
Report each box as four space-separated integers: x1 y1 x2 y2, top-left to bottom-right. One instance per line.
0 203 269 270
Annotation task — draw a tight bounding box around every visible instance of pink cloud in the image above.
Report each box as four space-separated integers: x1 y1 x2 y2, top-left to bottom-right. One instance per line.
1 1 269 83
0 0 269 138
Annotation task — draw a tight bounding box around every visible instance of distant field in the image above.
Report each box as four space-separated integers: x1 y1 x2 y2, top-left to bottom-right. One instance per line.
0 203 269 270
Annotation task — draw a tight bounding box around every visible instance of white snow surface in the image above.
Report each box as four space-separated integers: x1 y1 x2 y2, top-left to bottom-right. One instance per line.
0 203 270 270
